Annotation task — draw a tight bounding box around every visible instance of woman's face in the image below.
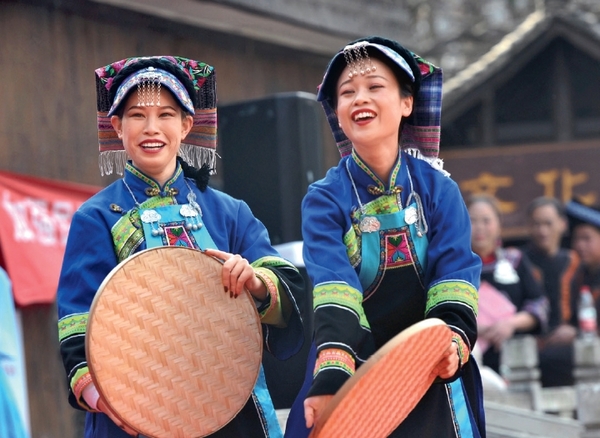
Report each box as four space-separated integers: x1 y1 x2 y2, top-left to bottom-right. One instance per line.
572 224 600 270
111 88 193 185
469 201 501 257
335 58 413 154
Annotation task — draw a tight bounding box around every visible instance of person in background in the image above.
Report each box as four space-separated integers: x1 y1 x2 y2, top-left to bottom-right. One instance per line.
57 56 305 438
566 199 600 334
286 36 485 437
524 197 579 387
468 194 548 374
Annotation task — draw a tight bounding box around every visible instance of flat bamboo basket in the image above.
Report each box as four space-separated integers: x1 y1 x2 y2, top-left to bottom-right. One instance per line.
310 318 452 438
86 247 262 438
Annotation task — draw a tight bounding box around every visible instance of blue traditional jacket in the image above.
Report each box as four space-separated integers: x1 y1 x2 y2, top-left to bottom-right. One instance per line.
58 162 305 438
286 150 484 438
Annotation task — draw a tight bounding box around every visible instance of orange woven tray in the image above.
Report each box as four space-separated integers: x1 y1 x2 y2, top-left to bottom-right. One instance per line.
86 247 263 438
310 318 452 438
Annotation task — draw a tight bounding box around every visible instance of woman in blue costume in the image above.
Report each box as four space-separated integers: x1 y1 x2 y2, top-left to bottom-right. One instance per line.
285 37 485 437
57 56 305 438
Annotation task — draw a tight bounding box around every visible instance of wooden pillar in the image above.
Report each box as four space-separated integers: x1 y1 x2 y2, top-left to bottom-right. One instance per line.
22 303 84 438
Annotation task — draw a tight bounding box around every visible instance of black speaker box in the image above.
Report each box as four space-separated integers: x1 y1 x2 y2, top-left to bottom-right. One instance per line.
219 92 325 409
219 92 325 246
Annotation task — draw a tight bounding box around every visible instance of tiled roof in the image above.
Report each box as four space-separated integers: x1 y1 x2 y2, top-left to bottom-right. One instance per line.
443 8 600 107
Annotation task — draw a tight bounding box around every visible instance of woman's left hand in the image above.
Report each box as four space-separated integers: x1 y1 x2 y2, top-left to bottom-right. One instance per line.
480 319 516 351
429 341 459 380
203 249 267 300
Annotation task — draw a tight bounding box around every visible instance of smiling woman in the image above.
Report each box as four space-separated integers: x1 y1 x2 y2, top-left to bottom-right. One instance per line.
285 37 486 438
56 56 306 438
111 87 193 186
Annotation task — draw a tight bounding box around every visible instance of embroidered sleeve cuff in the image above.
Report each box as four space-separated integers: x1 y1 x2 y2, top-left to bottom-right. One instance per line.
254 267 285 326
425 280 478 316
452 333 470 366
307 348 356 397
71 368 100 412
313 348 355 377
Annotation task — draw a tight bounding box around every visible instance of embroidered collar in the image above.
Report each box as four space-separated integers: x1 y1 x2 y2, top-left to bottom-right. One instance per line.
124 162 184 198
350 149 403 195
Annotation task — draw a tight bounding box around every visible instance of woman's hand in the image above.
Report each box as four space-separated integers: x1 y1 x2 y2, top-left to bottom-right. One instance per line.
479 319 516 351
539 323 577 348
430 341 460 380
82 382 100 410
304 395 334 429
203 249 267 300
480 311 538 351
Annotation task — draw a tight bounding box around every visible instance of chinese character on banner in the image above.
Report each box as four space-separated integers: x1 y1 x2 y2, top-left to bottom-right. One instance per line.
0 171 99 306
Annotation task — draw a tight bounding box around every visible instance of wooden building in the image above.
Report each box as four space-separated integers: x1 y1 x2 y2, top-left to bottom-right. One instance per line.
440 7 600 239
0 1 340 436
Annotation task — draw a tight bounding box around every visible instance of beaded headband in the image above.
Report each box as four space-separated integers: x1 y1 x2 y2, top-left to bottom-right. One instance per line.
342 42 377 78
108 67 195 116
317 37 441 162
95 56 217 176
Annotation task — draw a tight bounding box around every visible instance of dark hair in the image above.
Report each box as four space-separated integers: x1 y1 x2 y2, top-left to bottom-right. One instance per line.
526 196 566 219
177 157 211 192
467 193 502 222
108 58 198 116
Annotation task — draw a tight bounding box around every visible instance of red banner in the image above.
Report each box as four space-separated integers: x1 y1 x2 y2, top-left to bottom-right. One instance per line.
0 171 100 306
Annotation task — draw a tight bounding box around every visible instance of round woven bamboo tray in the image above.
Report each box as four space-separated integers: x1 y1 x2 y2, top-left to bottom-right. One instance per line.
310 318 452 438
86 246 263 438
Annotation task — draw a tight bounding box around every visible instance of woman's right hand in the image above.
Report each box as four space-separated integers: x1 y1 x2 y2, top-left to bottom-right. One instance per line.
82 382 100 410
304 395 333 429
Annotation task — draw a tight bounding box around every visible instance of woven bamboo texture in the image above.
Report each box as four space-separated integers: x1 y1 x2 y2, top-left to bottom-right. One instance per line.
310 318 452 438
86 247 262 438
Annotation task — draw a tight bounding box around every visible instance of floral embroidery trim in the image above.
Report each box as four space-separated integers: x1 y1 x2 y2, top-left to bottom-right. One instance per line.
452 333 470 366
95 56 213 92
252 255 295 270
126 162 182 192
58 313 88 342
363 225 424 297
71 368 94 410
111 196 176 262
314 348 355 377
352 149 402 193
313 282 370 330
425 280 478 316
343 225 361 267
254 267 280 320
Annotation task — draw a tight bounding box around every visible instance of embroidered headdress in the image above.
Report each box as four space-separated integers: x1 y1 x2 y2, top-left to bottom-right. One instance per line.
317 36 443 163
565 198 600 231
95 56 217 176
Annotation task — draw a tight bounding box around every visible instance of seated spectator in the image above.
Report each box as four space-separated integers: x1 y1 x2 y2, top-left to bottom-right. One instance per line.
468 194 548 374
524 197 579 387
566 199 600 333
